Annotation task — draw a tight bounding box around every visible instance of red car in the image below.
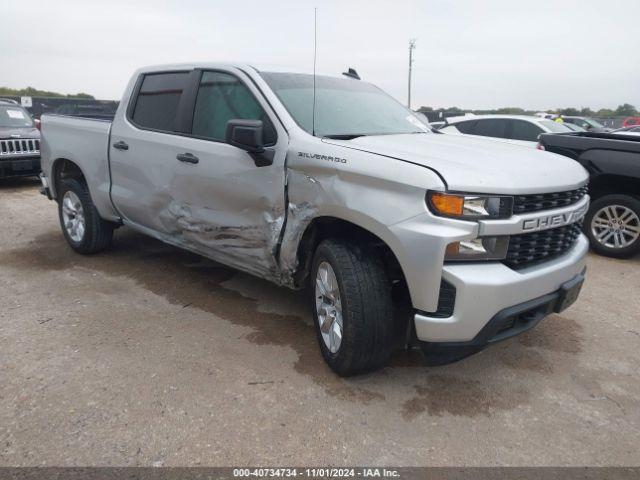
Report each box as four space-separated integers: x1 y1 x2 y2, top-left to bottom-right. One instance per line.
622 116 640 127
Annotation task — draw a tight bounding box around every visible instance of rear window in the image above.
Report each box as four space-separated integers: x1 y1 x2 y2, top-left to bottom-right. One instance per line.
454 120 477 134
132 72 189 132
539 120 572 133
510 120 543 141
473 119 508 138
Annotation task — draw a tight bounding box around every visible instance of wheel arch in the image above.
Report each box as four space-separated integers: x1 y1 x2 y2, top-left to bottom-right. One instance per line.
287 214 412 307
589 174 640 201
51 157 88 200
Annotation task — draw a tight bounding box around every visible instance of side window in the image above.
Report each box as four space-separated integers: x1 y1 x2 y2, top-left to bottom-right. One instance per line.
132 72 189 132
192 71 276 145
473 119 508 138
510 120 544 141
455 120 477 134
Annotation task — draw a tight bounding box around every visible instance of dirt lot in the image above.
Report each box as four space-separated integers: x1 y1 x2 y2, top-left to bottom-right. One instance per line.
1 178 639 467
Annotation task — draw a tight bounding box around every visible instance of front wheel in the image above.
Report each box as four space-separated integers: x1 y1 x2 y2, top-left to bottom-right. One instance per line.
584 194 640 258
311 239 393 376
58 178 114 254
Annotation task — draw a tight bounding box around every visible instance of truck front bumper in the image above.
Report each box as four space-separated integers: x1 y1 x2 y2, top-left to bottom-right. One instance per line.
0 156 41 179
414 233 589 343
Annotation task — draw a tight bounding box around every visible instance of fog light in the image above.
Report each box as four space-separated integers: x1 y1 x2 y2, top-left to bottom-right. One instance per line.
445 236 509 261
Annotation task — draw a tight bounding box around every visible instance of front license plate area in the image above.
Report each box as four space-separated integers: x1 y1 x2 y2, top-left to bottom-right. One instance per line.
12 160 33 171
554 275 584 313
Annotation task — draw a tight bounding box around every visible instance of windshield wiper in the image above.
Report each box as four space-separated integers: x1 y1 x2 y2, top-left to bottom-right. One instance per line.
322 133 368 140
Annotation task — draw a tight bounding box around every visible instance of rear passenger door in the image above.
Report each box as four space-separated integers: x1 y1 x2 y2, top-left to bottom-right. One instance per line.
109 70 194 233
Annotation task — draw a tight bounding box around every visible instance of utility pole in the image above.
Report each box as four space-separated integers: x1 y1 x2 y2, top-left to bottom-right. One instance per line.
407 38 416 109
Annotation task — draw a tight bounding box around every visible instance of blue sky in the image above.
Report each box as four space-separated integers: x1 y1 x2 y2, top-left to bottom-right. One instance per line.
2 0 638 110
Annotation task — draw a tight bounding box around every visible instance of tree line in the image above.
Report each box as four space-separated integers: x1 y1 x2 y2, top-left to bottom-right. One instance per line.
418 103 638 118
0 86 94 99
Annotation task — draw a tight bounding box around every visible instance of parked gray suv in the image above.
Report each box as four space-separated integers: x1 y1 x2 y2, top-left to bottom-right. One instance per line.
0 99 41 179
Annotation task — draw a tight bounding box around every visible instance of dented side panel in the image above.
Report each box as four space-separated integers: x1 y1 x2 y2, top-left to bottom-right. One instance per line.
278 136 471 313
157 136 288 281
107 63 472 312
110 65 289 283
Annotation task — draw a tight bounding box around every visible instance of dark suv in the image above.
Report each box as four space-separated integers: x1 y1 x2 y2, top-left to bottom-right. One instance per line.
0 99 41 179
561 116 612 133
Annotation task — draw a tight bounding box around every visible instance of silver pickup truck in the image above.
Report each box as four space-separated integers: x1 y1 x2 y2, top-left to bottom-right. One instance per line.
40 63 589 375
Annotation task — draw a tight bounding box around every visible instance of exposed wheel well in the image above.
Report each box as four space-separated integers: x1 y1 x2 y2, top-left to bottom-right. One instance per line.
294 217 410 302
52 158 86 199
590 174 640 201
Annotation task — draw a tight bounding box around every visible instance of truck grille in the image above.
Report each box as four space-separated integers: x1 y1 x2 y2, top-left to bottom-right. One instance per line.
0 139 40 156
513 185 588 214
505 222 582 269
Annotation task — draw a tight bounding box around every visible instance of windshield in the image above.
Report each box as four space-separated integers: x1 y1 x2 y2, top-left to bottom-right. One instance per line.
0 105 34 128
260 72 428 137
584 118 605 128
540 120 572 133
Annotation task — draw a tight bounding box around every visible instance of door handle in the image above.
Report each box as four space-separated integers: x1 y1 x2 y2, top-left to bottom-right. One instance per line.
176 152 199 164
113 141 129 151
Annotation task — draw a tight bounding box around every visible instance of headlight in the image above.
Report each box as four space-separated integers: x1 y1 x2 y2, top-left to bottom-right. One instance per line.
427 191 512 219
445 236 509 261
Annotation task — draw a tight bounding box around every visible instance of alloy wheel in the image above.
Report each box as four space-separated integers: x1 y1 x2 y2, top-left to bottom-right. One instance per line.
315 261 343 354
590 204 640 249
61 191 86 243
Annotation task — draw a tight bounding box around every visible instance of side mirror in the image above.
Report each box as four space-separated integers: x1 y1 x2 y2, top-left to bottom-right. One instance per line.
225 119 264 152
225 119 273 167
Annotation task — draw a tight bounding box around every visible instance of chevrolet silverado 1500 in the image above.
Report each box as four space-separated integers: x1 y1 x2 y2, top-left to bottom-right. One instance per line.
39 63 590 375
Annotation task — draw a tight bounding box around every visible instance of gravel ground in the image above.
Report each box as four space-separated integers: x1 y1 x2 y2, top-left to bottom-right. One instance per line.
1 178 639 467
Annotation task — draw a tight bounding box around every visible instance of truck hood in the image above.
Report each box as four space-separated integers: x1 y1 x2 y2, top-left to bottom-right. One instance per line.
0 126 40 139
324 133 589 194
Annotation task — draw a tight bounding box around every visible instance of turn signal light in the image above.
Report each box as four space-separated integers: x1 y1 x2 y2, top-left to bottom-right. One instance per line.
429 192 464 216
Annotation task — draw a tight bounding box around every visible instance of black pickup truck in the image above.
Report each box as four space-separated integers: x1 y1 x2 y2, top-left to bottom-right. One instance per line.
538 132 640 258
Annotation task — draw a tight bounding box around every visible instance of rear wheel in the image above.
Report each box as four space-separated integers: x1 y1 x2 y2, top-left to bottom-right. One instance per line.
584 194 640 258
58 178 114 254
310 239 394 376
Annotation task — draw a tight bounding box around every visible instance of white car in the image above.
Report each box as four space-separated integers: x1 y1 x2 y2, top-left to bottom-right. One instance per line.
439 114 573 148
611 126 640 136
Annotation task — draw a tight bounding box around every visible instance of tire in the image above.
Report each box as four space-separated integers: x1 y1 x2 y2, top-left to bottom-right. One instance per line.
310 239 394 376
584 194 640 258
58 178 114 254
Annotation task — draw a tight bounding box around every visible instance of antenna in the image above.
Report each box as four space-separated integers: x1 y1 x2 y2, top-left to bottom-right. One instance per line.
312 7 318 136
408 38 416 109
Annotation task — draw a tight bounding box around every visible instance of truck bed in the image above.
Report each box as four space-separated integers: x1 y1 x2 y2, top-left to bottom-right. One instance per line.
40 114 116 220
539 131 640 155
